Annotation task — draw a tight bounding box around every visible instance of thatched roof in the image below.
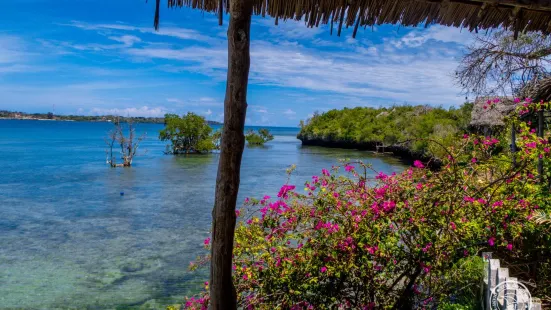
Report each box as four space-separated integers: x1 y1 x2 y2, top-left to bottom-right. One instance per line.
470 96 517 127
155 0 551 37
520 76 551 102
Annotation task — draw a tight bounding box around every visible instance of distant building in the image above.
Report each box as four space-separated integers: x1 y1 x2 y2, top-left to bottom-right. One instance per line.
470 97 517 136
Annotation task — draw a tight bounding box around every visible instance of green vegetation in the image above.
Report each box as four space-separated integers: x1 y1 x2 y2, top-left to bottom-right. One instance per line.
245 128 274 146
159 113 220 154
298 104 473 158
0 110 222 125
185 108 551 309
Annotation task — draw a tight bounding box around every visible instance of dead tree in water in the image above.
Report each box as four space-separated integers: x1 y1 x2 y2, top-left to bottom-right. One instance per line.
105 119 146 167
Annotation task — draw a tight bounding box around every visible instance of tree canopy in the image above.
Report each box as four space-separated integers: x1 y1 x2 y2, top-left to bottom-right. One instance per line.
245 128 274 146
456 30 551 97
298 104 473 158
159 113 219 154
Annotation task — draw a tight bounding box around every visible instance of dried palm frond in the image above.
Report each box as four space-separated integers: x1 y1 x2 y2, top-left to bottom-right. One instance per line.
532 210 551 225
154 0 551 37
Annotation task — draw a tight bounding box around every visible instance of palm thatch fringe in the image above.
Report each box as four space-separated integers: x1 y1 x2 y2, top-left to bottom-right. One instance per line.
470 96 517 128
532 210 551 225
154 0 551 36
521 76 551 102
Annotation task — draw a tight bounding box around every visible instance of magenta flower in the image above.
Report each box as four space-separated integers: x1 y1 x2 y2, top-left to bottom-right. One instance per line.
375 172 388 180
235 209 241 216
320 266 327 273
345 164 355 172
333 192 339 198
204 237 211 246
449 222 456 230
471 158 477 163
488 237 496 247
413 160 424 168
277 184 296 199
507 243 513 251
514 97 521 103
322 168 330 176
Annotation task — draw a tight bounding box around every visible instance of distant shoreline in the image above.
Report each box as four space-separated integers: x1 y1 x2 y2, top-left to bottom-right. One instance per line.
0 111 223 125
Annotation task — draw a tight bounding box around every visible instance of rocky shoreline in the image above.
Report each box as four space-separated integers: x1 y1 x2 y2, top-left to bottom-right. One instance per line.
298 135 441 168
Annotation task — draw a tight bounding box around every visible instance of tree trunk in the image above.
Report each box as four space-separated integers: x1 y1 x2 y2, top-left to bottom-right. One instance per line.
210 0 252 309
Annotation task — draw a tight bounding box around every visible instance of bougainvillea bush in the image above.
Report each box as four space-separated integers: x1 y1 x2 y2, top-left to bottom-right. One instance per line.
185 111 550 309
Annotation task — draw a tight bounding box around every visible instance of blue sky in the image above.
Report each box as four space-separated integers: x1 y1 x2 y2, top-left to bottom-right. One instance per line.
1 0 476 126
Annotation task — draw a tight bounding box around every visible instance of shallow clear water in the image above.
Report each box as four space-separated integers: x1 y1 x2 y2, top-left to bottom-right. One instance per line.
0 119 406 309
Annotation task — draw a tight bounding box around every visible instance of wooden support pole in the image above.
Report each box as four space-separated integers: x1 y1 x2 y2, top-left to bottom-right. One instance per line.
538 110 544 182
210 0 252 308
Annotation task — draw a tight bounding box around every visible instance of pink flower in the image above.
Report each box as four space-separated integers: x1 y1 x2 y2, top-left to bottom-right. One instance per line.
277 185 295 199
204 281 209 286
333 192 339 198
320 266 327 273
322 168 330 176
507 243 513 251
488 237 496 247
449 222 456 230
204 237 211 246
514 97 521 103
235 209 241 216
244 197 250 203
413 160 424 168
345 164 355 172
471 158 477 163
243 274 248 280
463 134 469 139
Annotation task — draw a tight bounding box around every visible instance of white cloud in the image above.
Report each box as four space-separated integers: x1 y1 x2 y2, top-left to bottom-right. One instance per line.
392 26 474 48
89 106 167 117
0 35 27 64
67 21 216 44
283 109 296 115
123 35 470 105
108 35 141 46
204 109 212 116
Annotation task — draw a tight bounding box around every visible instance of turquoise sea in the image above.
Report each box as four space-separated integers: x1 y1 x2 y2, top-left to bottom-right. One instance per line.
0 119 405 309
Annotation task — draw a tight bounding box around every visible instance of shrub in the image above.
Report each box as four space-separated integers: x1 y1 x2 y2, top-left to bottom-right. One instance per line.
246 128 274 146
185 114 550 308
159 113 219 154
